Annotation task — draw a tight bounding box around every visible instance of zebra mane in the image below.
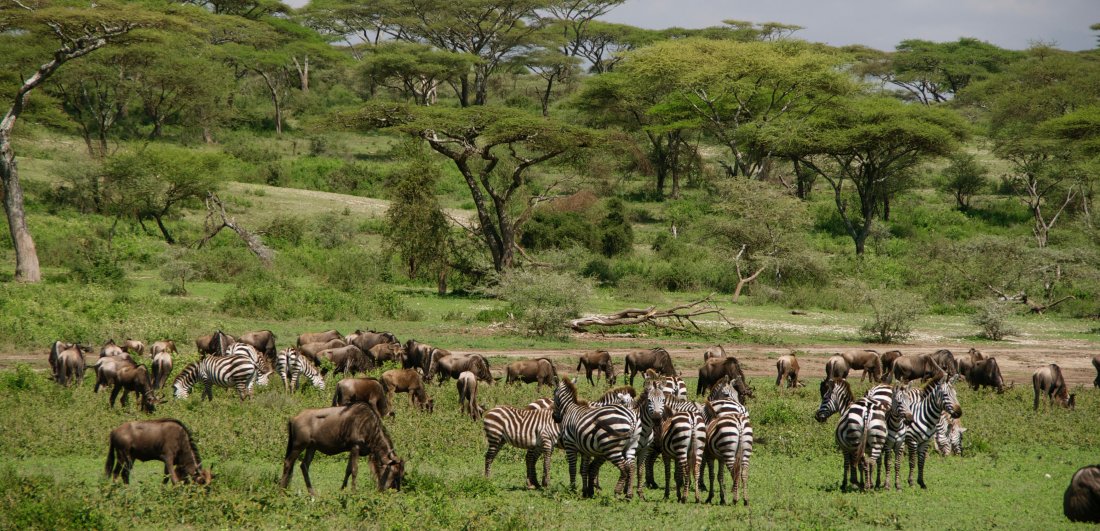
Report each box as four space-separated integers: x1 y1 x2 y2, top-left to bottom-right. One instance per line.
603 386 637 400
559 377 587 406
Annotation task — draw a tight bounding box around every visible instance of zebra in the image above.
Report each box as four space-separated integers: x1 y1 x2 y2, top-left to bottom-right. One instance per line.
483 405 559 489
704 377 749 421
814 377 854 423
173 354 262 401
903 375 962 489
639 381 706 490
661 375 688 400
660 408 705 502
934 413 966 457
877 385 914 490
702 411 753 505
528 386 637 410
275 347 325 392
553 378 641 498
834 396 888 491
223 342 270 388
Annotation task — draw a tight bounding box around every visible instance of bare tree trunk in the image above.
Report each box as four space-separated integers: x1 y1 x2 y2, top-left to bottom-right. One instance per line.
257 70 283 135
1 146 41 282
292 55 309 93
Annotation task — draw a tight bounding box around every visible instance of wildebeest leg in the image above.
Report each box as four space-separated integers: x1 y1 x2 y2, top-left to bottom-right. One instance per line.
342 446 359 490
121 454 134 484
109 385 122 408
524 449 539 489
300 447 318 496
120 388 130 408
164 454 181 484
585 367 594 386
280 445 302 489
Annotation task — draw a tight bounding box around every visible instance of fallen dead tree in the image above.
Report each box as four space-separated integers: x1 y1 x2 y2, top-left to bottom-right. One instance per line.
195 193 274 266
569 293 736 333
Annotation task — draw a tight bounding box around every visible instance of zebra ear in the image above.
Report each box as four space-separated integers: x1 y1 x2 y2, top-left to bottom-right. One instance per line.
570 377 577 384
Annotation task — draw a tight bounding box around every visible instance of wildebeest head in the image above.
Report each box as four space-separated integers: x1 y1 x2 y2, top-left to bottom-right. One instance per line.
375 454 405 491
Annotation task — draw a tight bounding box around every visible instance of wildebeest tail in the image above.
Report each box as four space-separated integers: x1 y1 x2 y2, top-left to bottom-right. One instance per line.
105 436 117 478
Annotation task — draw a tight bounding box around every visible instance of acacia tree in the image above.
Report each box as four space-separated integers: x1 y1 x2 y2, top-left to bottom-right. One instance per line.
766 96 968 255
383 141 451 293
360 42 477 105
877 38 1020 105
342 103 596 271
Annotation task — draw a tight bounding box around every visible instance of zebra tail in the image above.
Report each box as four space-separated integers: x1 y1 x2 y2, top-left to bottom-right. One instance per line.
731 424 745 495
855 407 872 472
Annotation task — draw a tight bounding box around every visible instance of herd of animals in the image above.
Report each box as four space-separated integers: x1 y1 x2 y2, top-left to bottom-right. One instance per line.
40 332 1100 522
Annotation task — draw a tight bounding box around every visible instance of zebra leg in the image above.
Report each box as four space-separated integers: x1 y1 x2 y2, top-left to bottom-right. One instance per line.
675 457 686 503
300 447 318 497
841 452 850 492
907 440 917 487
663 454 671 499
541 440 553 488
524 449 539 489
645 444 660 489
565 449 577 490
917 443 929 489
893 445 902 490
739 458 750 506
341 446 359 491
483 439 501 479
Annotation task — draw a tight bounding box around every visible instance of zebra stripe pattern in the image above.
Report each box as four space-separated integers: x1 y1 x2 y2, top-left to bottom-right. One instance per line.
835 396 888 491
815 377 853 423
903 376 962 489
660 409 705 502
661 376 688 400
703 411 753 505
553 379 641 498
482 406 560 489
226 342 270 387
878 386 913 490
173 353 261 401
275 347 325 392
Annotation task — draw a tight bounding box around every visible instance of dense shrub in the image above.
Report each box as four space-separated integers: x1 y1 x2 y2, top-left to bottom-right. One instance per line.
860 290 925 343
971 300 1017 340
491 269 592 339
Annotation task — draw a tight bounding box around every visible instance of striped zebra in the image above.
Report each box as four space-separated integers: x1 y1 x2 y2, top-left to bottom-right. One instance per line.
528 386 636 410
878 385 913 490
661 375 688 400
702 410 752 505
660 409 705 502
934 413 966 457
814 377 854 423
639 382 705 490
903 375 962 489
835 396 888 491
225 342 271 388
553 378 641 498
704 377 749 421
483 405 559 489
275 347 325 392
173 354 261 401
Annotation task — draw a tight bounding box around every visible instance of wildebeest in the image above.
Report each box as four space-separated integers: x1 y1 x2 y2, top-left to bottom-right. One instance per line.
697 357 746 397
280 403 405 496
824 355 849 379
297 329 342 348
110 365 158 413
101 339 125 358
577 350 616 386
317 345 371 375
402 340 436 375
843 350 883 382
238 330 277 363
120 339 145 357
348 330 400 356
624 347 676 386
299 338 347 365
152 349 174 391
106 419 212 485
776 354 802 388
703 345 726 361
55 343 87 387
892 354 945 383
150 340 177 356
91 354 137 393
1064 464 1100 523
927 349 959 376
505 358 558 389
1092 355 1100 389
195 331 234 357
967 357 1005 393
48 340 75 379
427 350 493 384
1033 364 1075 410
457 371 484 420
879 350 902 383
331 378 392 418
381 369 434 412
957 348 985 381
369 342 406 366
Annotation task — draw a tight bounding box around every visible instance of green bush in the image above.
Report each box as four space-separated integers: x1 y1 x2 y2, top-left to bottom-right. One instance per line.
860 290 925 343
491 269 592 339
971 300 1017 340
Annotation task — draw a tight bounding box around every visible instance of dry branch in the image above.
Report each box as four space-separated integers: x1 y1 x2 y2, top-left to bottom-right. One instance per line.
194 193 274 267
569 293 736 333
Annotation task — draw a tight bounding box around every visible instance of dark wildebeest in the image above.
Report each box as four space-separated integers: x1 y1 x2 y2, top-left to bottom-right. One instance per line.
957 348 986 381
697 357 747 397
427 350 493 385
403 340 436 375
151 340 177 356
824 355 850 379
703 345 726 361
624 348 676 386
967 357 1005 393
195 331 234 357
91 354 136 393
121 339 145 358
299 338 347 365
776 354 802 388
331 378 392 418
457 371 484 420
577 350 616 386
105 419 212 485
1033 364 1075 410
1092 355 1100 389
892 354 946 383
348 330 400 357
843 350 883 382
152 349 174 391
48 340 76 379
55 344 87 387
239 330 277 364
101 339 125 358
879 350 903 383
505 358 558 390
318 345 371 376
280 403 405 496
369 342 406 367
381 369 435 412
110 365 158 413
297 329 342 348
928 349 959 377
1064 464 1100 523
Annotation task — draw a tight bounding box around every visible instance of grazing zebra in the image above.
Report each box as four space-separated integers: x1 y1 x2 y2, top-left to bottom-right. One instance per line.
483 405 559 489
223 342 270 387
835 396 888 491
275 347 325 392
553 378 641 498
903 376 962 489
702 411 753 505
660 408 705 502
934 412 966 457
703 377 749 421
173 354 262 401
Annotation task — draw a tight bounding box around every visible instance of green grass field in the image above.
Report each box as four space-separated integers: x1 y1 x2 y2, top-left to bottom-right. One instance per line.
0 363 1094 529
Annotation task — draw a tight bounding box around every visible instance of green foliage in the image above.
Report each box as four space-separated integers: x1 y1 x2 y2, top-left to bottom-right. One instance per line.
68 240 128 287
938 153 989 210
860 290 925 343
491 269 592 339
384 141 450 282
971 300 1017 340
599 198 634 256
159 248 198 296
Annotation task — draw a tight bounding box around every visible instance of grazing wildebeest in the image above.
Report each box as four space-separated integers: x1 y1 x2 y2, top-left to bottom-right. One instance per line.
427 350 493 385
55 344 87 387
317 345 371 376
121 339 145 358
776 354 802 388
195 331 234 357
101 339 125 358
824 355 850 379
348 331 400 356
48 340 74 379
280 403 405 496
927 349 959 376
151 340 177 356
331 378 392 418
239 330 277 363
299 338 347 365
91 354 136 393
697 357 746 397
892 354 945 383
110 365 158 413
843 350 883 382
1092 355 1100 389
1033 364 1075 410
152 349 173 391
369 342 406 366
957 348 985 381
105 419 212 485
381 369 435 412
577 350 616 386
967 357 1005 393
703 345 726 361
505 358 558 389
297 329 342 348
879 350 902 383
1064 464 1100 523
624 347 676 386
402 339 436 375
457 371 484 420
